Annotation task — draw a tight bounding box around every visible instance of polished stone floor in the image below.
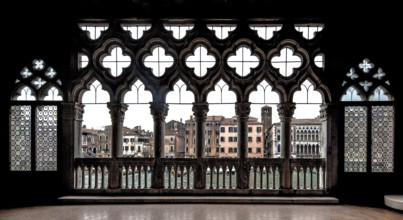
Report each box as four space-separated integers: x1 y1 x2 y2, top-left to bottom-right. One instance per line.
0 204 402 220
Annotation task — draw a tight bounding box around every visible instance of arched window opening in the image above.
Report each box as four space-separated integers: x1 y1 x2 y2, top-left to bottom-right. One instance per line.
293 79 323 159
81 80 111 158
10 59 62 171
207 79 236 158
123 80 154 158
166 79 195 158
249 80 280 158
341 58 394 173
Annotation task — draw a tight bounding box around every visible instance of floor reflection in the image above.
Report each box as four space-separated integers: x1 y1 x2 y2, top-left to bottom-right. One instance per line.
0 204 402 220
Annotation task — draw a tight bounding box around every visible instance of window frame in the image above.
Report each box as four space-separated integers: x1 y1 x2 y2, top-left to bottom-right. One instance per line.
9 101 61 172
342 101 395 173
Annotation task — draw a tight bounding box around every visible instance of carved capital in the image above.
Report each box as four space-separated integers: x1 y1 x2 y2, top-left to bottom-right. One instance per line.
235 102 251 117
192 102 209 120
319 103 328 119
277 102 296 121
74 103 85 121
107 103 128 122
150 102 169 120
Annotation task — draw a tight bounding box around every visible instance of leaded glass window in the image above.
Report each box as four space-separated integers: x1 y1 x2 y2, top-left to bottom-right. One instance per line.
344 106 367 172
371 106 394 172
10 105 32 171
10 59 63 171
341 58 394 173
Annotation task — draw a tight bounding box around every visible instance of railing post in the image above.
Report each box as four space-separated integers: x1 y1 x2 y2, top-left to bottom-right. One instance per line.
107 102 128 189
150 102 168 189
192 102 209 189
235 102 251 189
278 102 295 189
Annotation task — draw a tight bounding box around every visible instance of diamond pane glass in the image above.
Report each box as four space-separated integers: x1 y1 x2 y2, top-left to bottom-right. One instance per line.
344 106 367 172
10 105 32 171
371 106 394 172
36 105 58 171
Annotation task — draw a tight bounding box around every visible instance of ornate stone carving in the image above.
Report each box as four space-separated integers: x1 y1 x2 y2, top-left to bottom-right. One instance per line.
235 102 251 117
320 103 328 119
277 103 296 121
107 103 128 122
150 102 169 120
74 103 85 121
192 102 209 120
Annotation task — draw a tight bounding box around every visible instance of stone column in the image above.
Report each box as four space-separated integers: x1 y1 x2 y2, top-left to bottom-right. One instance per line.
150 102 169 189
107 102 128 189
74 103 85 158
320 103 339 191
235 102 251 189
277 102 295 189
192 102 209 189
60 102 84 192
319 103 328 159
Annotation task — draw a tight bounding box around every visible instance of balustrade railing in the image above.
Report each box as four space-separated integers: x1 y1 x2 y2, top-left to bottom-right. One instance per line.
74 158 110 189
290 158 326 190
73 157 326 194
248 159 282 190
118 158 153 189
204 158 238 189
162 158 196 190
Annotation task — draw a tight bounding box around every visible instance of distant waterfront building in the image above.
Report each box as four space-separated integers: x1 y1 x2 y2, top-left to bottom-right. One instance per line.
269 118 322 158
185 115 224 158
81 107 273 159
219 116 264 158
81 125 153 158
123 125 154 158
81 126 99 157
164 120 186 158
184 108 269 158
